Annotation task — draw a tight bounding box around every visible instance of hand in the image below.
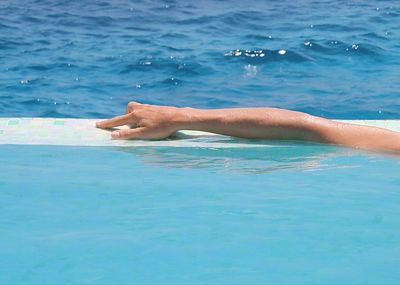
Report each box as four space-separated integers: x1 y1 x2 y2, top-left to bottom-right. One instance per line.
96 102 188 139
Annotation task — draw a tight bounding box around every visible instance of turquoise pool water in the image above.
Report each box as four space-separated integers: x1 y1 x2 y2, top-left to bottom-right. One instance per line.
1 145 400 284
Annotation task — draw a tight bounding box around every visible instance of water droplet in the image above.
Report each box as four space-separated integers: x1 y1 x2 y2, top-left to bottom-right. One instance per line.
259 53 265 57
135 84 141 88
20 80 28 84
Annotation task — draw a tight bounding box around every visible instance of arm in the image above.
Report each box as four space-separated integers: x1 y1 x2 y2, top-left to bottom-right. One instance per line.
96 102 400 153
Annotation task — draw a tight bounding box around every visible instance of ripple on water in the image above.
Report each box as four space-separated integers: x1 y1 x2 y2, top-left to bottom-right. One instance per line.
0 40 23 50
224 49 311 64
162 77 182 86
244 34 276 41
119 57 214 77
301 40 384 57
158 33 192 40
312 23 366 32
176 15 219 25
362 32 391 40
344 42 385 56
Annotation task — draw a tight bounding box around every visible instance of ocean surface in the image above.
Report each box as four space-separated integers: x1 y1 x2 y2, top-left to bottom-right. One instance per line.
1 0 399 119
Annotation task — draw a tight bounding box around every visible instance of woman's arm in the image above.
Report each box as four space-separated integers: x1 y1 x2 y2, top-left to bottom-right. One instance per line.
96 102 400 153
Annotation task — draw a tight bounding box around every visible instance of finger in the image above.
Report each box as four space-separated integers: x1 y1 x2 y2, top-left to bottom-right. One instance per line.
111 127 148 140
96 114 132 129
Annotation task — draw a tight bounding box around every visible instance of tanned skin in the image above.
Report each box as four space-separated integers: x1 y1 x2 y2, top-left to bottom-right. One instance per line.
96 101 400 153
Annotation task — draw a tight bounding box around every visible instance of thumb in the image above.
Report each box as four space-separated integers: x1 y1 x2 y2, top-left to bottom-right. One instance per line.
111 128 148 140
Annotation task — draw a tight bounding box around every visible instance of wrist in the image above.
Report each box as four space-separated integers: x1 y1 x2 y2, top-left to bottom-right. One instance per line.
175 107 214 131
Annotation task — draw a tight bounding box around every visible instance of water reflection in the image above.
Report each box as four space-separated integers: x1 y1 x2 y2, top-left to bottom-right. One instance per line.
114 141 356 174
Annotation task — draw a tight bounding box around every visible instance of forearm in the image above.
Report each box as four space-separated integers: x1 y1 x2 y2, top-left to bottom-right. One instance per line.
179 108 324 140
178 107 400 152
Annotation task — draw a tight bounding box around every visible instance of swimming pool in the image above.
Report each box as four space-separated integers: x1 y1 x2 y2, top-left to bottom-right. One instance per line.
1 0 400 284
1 144 400 284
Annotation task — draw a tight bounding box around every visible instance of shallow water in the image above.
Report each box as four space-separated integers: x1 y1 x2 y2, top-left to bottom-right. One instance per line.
1 0 399 118
0 145 400 284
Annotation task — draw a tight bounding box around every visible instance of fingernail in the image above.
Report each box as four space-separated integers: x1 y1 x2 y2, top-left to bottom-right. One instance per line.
111 131 120 139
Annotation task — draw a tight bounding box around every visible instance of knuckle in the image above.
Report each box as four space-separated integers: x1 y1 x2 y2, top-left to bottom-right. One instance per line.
128 101 140 108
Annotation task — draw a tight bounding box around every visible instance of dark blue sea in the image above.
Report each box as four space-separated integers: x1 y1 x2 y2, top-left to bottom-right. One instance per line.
1 0 399 119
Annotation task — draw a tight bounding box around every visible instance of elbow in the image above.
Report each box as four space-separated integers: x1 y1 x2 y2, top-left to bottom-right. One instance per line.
297 114 335 143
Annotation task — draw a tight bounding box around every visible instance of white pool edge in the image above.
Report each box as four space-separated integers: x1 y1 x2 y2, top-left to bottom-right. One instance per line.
0 118 399 148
